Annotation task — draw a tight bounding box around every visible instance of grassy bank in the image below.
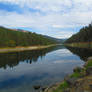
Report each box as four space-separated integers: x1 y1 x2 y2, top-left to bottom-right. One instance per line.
65 42 92 48
45 57 92 92
0 44 58 53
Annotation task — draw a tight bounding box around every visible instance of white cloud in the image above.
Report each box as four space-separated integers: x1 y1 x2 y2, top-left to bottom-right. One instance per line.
52 24 84 28
0 0 92 38
50 31 75 39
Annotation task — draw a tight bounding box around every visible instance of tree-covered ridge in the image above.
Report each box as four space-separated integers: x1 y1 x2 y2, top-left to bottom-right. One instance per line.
65 23 92 43
0 27 56 47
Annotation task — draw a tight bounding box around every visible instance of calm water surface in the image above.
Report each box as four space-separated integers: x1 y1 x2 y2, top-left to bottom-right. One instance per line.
0 45 92 92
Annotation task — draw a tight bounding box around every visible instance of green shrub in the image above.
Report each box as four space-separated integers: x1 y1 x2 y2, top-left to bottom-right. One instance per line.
70 72 81 78
85 60 92 69
53 81 69 92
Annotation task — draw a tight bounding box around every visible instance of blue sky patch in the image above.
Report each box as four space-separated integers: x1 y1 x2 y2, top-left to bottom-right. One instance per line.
0 2 23 14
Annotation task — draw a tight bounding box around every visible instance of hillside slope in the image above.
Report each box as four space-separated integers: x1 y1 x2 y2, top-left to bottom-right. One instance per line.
65 23 92 43
0 27 56 47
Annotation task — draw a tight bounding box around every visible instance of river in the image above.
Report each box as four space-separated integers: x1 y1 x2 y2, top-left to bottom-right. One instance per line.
0 45 92 92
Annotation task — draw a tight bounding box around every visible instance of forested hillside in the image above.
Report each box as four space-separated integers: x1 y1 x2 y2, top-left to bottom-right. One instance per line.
0 27 56 47
65 23 92 43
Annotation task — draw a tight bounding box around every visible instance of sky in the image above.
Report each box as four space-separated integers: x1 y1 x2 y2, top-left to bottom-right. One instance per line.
0 0 92 38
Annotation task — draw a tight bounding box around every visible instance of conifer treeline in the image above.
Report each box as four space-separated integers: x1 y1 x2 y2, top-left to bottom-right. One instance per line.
65 23 92 43
0 27 56 47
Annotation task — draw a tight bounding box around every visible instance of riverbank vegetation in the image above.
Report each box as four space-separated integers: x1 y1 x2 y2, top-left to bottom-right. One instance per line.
0 27 56 47
65 42 92 48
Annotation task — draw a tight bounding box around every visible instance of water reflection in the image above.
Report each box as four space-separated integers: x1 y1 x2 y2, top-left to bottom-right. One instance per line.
66 46 92 61
0 45 85 92
0 46 91 69
0 45 64 69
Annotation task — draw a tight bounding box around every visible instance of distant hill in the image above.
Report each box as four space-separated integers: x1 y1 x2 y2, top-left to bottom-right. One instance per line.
44 35 66 43
0 26 57 47
65 23 92 43
17 29 30 33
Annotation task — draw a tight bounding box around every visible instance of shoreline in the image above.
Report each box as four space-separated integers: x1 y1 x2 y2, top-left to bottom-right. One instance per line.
0 44 60 53
64 42 92 49
44 57 92 92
